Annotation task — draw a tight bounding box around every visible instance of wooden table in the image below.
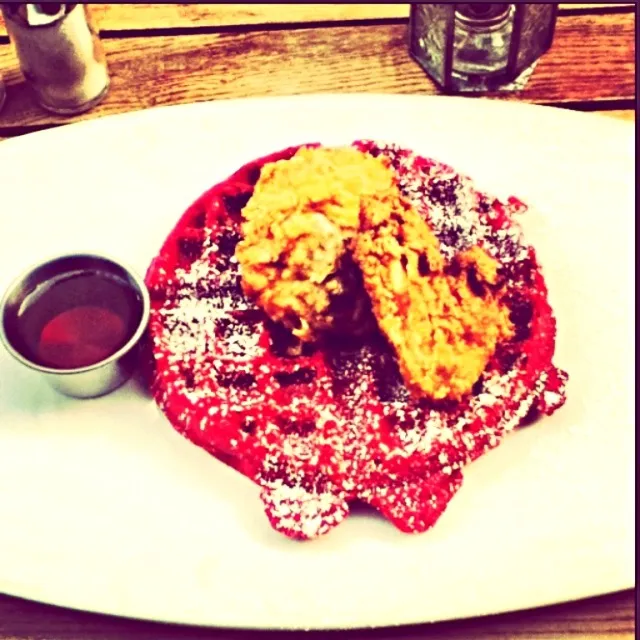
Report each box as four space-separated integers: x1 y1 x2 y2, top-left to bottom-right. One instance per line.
0 3 635 639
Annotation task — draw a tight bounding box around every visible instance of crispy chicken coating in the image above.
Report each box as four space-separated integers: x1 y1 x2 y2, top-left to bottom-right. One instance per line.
352 193 514 401
237 146 513 399
236 147 392 342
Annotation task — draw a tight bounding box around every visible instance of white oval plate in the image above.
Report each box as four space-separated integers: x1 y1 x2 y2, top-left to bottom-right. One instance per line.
0 95 634 630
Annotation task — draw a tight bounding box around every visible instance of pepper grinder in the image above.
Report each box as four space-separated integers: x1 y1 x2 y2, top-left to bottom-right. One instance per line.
1 3 110 115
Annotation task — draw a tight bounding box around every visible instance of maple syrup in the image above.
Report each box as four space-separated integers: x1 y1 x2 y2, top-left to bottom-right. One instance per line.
13 269 143 370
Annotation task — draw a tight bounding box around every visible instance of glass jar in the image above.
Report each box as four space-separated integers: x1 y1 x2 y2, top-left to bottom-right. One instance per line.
409 3 558 93
452 4 516 82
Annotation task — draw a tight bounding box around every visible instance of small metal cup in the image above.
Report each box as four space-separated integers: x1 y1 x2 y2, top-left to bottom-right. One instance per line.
0 253 150 399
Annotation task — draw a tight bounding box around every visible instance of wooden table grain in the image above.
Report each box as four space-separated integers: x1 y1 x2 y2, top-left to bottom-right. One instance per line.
0 3 635 639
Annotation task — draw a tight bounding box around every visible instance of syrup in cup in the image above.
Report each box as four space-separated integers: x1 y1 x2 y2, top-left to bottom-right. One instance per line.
0 254 150 398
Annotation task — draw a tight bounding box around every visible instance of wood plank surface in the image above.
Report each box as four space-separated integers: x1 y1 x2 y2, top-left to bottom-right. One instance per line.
0 3 633 34
0 590 634 640
0 13 634 131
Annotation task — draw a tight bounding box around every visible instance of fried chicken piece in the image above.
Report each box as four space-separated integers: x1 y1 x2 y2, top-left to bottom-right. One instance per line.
352 193 514 401
237 144 514 400
237 210 371 344
236 147 393 342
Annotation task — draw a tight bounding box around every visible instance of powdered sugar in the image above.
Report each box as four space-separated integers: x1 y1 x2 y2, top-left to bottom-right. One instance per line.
145 140 568 540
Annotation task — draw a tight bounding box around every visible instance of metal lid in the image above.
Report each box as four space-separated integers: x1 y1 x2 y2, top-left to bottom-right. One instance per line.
455 3 512 28
2 3 74 27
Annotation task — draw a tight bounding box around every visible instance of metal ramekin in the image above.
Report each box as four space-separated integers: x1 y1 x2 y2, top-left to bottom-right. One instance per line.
0 253 150 399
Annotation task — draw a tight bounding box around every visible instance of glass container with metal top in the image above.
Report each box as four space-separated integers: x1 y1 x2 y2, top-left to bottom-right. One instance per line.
409 3 558 93
1 3 110 115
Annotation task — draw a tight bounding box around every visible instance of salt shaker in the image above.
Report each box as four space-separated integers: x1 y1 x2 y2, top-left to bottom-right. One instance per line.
1 3 110 115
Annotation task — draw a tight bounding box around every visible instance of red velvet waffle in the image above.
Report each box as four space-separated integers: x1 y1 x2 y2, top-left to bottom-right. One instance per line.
145 141 568 540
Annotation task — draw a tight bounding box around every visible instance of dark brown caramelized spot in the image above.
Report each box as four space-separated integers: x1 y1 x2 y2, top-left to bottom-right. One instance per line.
241 416 257 435
277 417 316 437
372 346 407 403
274 367 316 387
428 176 460 208
192 210 206 228
178 236 203 262
245 165 262 185
181 366 196 390
217 370 256 389
494 344 520 374
477 197 491 214
326 346 367 395
471 378 484 396
266 318 316 358
418 254 431 276
222 191 252 217
215 228 242 271
466 267 486 298
508 295 534 342
216 275 244 303
217 228 242 258
444 258 462 278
